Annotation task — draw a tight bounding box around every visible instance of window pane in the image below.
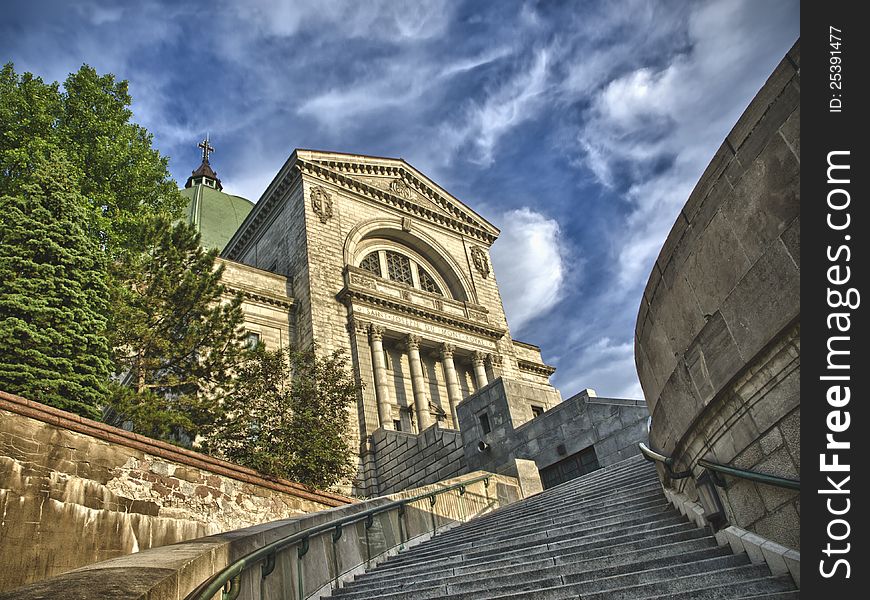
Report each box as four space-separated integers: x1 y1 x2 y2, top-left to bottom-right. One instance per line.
418 266 442 295
385 251 413 285
359 252 381 276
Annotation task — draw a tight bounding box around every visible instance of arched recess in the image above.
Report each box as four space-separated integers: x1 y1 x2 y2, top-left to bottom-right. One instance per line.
344 218 474 302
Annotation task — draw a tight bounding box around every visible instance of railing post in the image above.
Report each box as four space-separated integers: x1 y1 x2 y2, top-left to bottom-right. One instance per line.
259 553 276 600
429 494 438 535
398 504 406 550
297 538 309 600
331 525 343 591
458 485 467 523
364 513 374 569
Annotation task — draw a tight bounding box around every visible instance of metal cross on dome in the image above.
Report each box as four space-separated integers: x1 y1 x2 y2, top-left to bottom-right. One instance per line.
198 135 215 163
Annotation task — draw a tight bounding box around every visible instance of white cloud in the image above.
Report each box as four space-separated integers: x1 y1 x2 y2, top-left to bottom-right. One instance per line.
226 0 453 41
555 337 643 400
490 208 567 332
441 48 551 166
576 0 798 292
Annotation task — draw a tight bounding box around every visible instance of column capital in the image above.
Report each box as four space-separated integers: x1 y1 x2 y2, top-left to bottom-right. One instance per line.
347 316 369 334
406 333 422 351
487 353 503 368
368 324 385 342
471 350 487 366
439 343 455 359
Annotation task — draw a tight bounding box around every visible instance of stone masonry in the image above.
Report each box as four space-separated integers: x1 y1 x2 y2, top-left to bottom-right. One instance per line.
371 425 467 495
0 391 350 592
635 41 800 550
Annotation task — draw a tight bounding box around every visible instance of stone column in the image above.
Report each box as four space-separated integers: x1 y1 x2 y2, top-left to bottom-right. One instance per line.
471 350 489 390
440 343 463 428
368 325 393 429
406 334 430 431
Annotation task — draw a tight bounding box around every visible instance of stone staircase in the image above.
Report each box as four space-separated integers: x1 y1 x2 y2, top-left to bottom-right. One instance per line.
332 455 798 599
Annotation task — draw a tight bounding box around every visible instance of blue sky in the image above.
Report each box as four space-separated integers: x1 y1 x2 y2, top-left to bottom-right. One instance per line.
2 0 799 399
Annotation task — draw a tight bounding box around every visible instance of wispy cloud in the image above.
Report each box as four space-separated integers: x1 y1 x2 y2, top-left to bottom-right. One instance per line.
491 208 568 332
1 0 799 398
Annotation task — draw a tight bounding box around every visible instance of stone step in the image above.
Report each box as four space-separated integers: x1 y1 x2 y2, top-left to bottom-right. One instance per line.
336 545 734 599
360 526 713 584
394 494 672 561
383 510 687 569
331 453 796 600
427 482 665 543
344 554 760 600
380 511 694 572
454 473 661 530
639 578 799 600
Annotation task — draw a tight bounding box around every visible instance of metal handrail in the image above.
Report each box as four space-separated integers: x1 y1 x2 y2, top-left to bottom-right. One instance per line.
638 442 692 478
697 458 800 490
638 442 800 490
185 473 492 600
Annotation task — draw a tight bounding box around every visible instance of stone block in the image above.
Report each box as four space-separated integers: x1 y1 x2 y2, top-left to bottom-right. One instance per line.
727 57 798 152
783 549 800 587
779 104 800 163
780 217 800 272
683 141 734 224
652 272 705 357
683 211 752 318
720 242 800 362
724 527 745 555
684 311 744 406
738 530 768 565
731 81 799 178
724 133 800 265
760 540 791 576
723 479 766 526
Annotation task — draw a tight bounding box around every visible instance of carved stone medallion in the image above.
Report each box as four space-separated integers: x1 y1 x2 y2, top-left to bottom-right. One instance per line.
389 178 413 199
310 186 333 223
471 246 490 278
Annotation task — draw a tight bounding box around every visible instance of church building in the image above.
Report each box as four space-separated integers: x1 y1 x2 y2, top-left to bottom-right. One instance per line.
182 141 646 496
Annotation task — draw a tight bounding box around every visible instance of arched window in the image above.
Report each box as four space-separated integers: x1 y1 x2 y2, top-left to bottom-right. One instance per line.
358 249 443 296
417 267 441 295
359 252 381 276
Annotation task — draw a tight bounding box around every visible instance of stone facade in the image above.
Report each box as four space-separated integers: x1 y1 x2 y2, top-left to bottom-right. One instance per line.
634 41 800 550
456 380 649 484
221 151 559 495
0 391 350 592
218 258 293 350
371 425 466 494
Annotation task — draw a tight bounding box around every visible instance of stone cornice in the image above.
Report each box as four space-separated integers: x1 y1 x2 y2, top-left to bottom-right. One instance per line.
296 157 499 244
338 286 506 340
225 284 294 310
517 358 557 377
222 159 301 260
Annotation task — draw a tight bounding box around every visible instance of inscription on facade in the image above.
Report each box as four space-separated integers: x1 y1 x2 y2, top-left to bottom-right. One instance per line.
353 305 494 348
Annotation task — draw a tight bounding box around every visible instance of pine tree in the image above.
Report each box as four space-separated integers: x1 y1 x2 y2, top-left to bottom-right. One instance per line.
204 347 359 489
105 218 246 441
0 149 111 417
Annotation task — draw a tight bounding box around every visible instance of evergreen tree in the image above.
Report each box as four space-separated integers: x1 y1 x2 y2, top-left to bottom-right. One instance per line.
105 218 246 440
204 347 359 489
0 150 111 417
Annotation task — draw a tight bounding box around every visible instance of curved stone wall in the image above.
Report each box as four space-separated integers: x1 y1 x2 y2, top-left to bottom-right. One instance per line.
634 41 800 550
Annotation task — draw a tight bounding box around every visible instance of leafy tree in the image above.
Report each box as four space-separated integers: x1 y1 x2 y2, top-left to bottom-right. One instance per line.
105 218 246 441
0 149 111 417
204 347 360 489
0 63 185 259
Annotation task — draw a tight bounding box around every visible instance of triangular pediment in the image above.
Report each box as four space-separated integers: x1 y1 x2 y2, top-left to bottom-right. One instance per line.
296 150 500 241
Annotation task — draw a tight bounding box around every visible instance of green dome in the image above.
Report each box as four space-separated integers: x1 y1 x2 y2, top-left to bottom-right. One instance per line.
181 183 254 252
